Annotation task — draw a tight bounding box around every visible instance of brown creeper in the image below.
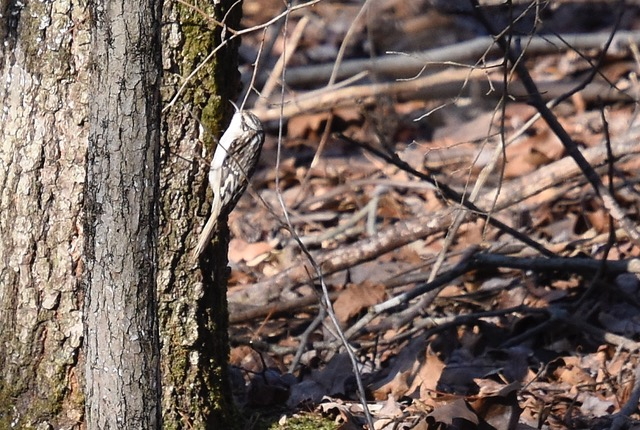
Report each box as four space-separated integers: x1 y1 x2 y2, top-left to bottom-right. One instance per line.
193 109 265 258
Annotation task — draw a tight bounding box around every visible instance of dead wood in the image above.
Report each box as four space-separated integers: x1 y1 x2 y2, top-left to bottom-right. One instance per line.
259 30 640 88
254 69 633 122
229 122 640 311
470 0 640 248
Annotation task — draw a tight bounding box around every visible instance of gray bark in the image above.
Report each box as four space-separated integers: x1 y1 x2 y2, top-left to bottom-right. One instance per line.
0 0 90 427
158 0 242 426
84 0 162 428
0 0 238 426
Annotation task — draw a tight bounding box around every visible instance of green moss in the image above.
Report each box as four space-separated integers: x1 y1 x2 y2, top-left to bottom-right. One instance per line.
0 385 15 430
175 1 225 147
201 96 224 140
168 340 188 383
67 382 85 415
15 0 73 80
0 357 84 429
237 410 338 430
269 413 338 430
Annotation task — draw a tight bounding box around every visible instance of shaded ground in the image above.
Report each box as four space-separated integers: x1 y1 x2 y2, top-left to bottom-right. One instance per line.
225 1 640 428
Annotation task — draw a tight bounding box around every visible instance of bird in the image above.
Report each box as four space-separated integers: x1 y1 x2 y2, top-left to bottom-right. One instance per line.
193 107 265 259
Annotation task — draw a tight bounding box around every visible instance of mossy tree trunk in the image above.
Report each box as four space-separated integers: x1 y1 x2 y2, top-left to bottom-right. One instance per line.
0 0 242 427
158 0 243 428
0 0 91 427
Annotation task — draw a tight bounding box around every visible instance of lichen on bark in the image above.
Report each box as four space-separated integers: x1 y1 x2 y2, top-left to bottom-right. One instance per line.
0 0 90 426
158 0 243 427
173 0 237 147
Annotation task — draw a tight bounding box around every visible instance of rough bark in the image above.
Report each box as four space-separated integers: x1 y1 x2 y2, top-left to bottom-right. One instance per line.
0 0 240 426
158 0 242 427
0 0 90 427
83 0 163 428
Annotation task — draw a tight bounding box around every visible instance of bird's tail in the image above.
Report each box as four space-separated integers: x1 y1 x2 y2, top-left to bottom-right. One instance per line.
193 213 219 259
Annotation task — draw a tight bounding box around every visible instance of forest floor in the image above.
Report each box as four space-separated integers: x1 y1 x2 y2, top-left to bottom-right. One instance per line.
225 1 640 429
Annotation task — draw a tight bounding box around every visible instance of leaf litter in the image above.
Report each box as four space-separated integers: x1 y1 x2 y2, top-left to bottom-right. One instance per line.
227 1 640 428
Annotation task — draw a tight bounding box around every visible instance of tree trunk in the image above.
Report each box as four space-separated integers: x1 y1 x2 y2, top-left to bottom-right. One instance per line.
0 0 240 427
158 0 243 427
83 0 163 428
0 0 91 427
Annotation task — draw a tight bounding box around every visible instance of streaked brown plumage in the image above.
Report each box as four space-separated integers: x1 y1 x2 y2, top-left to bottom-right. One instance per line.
193 109 264 258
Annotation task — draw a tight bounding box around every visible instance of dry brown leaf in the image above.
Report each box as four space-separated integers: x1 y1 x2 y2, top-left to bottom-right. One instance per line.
414 345 446 399
230 345 275 373
376 395 404 420
230 4 640 427
371 337 427 400
553 357 596 387
228 238 274 264
427 398 479 427
333 281 386 324
471 382 522 429
287 112 332 139
577 391 615 416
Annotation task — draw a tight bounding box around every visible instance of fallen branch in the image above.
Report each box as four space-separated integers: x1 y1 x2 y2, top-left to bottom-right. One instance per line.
259 30 640 88
471 0 640 248
228 127 640 309
345 251 640 338
253 70 633 122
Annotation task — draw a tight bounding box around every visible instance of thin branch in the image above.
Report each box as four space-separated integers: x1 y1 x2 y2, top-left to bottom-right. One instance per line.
339 133 555 257
163 0 323 113
272 3 374 427
469 0 640 247
262 30 640 87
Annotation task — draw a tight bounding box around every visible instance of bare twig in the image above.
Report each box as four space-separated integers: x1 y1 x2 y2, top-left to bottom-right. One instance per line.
254 69 633 122
163 0 322 112
272 4 375 427
470 0 640 247
470 254 640 274
340 133 555 257
288 308 326 373
261 31 640 87
256 15 309 108
345 253 640 341
610 363 640 430
229 130 640 308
